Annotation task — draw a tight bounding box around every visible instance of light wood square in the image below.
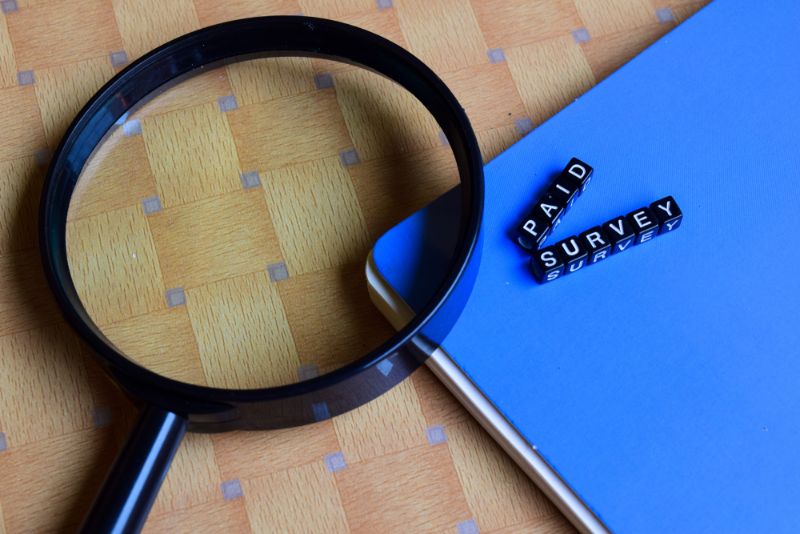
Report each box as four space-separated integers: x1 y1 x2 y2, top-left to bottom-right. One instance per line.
477 124 522 163
227 90 352 171
298 0 377 18
396 0 487 74
6 0 122 70
574 0 657 36
440 62 527 132
0 156 41 254
506 36 596 125
101 307 206 385
470 0 581 49
310 10 409 76
144 499 250 534
0 427 117 533
277 264 395 373
66 204 165 326
33 57 116 148
347 145 458 238
68 128 158 222
227 57 316 106
490 513 576 534
0 15 16 88
112 0 199 60
193 0 301 27
447 419 555 531
213 421 340 481
243 462 349 534
582 22 672 81
142 102 241 208
263 157 370 275
672 2 709 23
148 189 281 289
131 68 232 120
334 8 408 48
186 271 300 389
0 324 93 446
652 0 707 6
334 67 440 161
411 366 471 429
151 434 222 515
0 250 60 337
0 86 45 161
333 379 427 463
336 443 471 533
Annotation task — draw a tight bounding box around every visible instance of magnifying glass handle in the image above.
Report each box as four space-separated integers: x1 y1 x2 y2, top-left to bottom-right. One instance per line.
80 405 187 534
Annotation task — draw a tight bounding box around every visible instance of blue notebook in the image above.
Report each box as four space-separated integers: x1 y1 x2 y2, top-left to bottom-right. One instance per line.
370 1 800 532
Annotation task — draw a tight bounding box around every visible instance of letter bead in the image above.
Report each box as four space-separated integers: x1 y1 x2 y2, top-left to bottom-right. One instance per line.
562 157 593 193
532 198 565 226
602 216 636 254
580 226 612 264
650 196 683 234
626 207 660 244
530 245 565 283
516 214 550 250
545 175 580 209
556 236 589 274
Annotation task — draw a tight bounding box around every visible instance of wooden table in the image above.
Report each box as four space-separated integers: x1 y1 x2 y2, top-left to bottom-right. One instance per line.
0 0 707 532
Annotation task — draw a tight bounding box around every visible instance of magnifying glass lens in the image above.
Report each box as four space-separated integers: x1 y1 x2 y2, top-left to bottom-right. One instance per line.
65 56 459 389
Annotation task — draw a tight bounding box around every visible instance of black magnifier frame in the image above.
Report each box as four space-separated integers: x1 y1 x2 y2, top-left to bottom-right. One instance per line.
39 16 483 534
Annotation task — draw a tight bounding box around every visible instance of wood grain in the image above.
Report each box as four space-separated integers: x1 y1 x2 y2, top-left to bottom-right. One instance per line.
0 1 711 532
33 57 115 148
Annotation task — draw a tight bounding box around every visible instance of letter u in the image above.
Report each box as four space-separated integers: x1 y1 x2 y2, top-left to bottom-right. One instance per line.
561 238 580 257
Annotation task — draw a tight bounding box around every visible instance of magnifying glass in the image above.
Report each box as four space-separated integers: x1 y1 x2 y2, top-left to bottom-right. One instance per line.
39 16 483 534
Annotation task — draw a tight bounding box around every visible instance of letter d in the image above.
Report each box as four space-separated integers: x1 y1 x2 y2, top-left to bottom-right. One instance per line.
568 164 586 180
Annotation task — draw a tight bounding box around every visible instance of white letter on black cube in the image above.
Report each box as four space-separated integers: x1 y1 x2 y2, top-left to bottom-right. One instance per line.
562 157 593 193
530 245 564 283
626 207 660 244
580 227 612 264
556 236 589 274
650 196 683 234
516 214 550 250
602 216 636 254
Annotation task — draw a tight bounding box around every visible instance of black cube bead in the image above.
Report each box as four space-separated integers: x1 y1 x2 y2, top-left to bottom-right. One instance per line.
545 174 581 209
579 226 612 264
556 236 589 275
530 245 565 284
626 207 660 244
650 196 683 234
531 198 565 227
561 157 593 194
602 216 636 254
516 213 550 250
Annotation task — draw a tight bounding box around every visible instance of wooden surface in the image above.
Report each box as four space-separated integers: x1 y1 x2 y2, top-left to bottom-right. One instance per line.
0 0 708 532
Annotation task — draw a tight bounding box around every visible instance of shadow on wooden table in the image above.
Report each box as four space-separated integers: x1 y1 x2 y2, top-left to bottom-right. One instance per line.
6 161 138 531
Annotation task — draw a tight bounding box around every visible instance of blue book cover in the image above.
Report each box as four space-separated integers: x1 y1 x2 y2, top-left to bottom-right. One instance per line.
372 1 800 531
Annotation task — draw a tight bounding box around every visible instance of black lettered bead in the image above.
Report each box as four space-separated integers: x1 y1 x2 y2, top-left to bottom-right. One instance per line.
530 245 565 284
531 198 565 227
556 236 589 275
602 216 636 254
545 174 581 210
561 157 593 193
626 207 660 244
516 214 550 250
580 226 612 264
545 181 579 230
649 196 683 234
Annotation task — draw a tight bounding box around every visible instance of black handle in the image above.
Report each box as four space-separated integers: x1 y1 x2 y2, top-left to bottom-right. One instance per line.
80 406 187 534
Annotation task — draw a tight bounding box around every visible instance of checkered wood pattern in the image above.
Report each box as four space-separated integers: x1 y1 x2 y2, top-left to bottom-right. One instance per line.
0 0 709 532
